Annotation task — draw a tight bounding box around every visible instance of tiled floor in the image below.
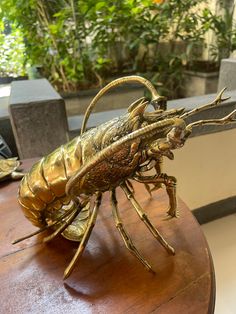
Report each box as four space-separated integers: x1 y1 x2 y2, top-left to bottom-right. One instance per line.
202 214 236 314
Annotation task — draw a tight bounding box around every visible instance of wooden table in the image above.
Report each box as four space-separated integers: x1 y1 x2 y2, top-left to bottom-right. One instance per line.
0 159 215 314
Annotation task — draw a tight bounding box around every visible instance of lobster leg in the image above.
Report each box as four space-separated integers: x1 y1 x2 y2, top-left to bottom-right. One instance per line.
134 173 178 218
126 179 134 193
43 206 81 243
154 158 163 182
149 158 164 194
110 189 154 272
138 158 164 196
63 192 102 280
121 182 175 255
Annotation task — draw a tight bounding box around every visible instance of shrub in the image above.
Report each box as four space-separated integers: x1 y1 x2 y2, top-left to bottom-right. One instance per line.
0 19 27 77
1 0 234 98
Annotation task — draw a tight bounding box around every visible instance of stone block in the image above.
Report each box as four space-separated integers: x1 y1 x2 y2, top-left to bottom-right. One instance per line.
9 79 69 159
183 71 218 97
218 58 236 91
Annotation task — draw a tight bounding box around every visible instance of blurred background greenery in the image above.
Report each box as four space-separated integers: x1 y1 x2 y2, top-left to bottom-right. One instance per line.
0 0 236 98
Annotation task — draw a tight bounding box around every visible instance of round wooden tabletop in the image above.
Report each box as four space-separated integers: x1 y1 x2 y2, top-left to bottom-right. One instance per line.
0 159 215 314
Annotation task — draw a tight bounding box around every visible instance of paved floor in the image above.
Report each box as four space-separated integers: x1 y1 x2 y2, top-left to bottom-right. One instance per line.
202 214 236 314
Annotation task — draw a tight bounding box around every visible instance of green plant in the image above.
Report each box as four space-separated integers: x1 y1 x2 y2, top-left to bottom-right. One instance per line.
0 0 220 97
137 0 209 98
0 19 27 77
87 0 209 98
202 3 236 63
0 0 96 91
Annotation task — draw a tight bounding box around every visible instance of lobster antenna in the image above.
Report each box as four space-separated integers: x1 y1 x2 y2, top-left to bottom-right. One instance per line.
180 87 230 119
12 224 52 244
12 199 89 244
186 109 236 130
80 76 165 134
12 206 76 244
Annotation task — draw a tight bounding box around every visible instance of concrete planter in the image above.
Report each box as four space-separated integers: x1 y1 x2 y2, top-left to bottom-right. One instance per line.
0 76 28 85
183 70 219 97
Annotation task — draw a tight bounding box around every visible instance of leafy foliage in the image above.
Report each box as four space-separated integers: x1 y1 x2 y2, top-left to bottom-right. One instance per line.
0 19 27 77
201 4 236 63
1 0 235 97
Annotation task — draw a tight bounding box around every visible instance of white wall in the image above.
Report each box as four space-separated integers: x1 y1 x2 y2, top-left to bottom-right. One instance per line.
164 128 236 210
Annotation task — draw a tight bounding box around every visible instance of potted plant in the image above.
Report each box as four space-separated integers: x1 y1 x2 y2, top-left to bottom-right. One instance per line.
183 2 236 97
1 0 231 109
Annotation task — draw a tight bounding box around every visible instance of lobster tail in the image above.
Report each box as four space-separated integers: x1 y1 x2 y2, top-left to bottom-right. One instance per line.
18 174 47 227
18 137 83 229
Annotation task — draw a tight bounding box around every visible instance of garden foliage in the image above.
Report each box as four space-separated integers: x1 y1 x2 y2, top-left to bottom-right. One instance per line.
1 0 236 98
0 19 26 77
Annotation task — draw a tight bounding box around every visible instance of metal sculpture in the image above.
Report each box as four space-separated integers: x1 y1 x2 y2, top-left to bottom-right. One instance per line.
13 76 236 279
0 158 24 182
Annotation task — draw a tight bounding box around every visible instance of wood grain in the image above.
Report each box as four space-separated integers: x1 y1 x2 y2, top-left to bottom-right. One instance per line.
0 159 215 314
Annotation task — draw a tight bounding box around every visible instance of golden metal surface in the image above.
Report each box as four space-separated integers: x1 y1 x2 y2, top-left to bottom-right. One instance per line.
13 76 236 279
0 157 24 182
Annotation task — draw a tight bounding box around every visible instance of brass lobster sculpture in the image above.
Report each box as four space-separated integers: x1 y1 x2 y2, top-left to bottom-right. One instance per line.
13 76 236 280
